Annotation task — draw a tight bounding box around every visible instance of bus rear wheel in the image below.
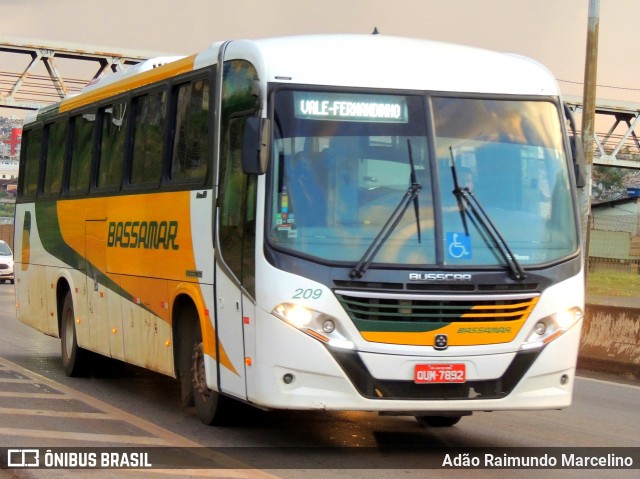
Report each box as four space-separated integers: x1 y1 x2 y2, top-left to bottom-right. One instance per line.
190 325 236 426
415 415 462 428
60 292 93 377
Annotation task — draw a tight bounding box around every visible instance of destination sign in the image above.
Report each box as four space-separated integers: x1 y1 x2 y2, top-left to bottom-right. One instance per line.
294 92 408 123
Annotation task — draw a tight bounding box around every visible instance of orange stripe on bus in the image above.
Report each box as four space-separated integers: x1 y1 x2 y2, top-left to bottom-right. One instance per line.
59 55 197 113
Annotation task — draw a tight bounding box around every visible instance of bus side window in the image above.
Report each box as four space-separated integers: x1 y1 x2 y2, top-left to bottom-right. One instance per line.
97 101 128 190
170 78 210 182
130 91 166 187
20 127 43 199
42 120 67 197
68 112 94 195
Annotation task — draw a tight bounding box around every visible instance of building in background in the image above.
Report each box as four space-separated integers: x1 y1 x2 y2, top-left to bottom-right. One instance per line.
0 117 22 162
0 158 19 181
0 118 19 222
590 195 640 272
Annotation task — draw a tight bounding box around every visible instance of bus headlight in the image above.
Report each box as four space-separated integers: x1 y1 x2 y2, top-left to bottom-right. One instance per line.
520 307 583 351
272 303 353 349
274 303 314 327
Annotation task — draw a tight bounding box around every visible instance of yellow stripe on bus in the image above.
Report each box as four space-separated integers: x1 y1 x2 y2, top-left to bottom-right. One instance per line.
55 192 239 376
462 297 539 319
467 297 538 310
59 55 197 113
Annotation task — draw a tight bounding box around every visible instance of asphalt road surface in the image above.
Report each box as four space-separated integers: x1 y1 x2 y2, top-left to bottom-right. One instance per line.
0 284 638 479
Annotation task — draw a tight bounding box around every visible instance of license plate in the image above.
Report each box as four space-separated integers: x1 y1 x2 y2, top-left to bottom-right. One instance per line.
414 364 466 384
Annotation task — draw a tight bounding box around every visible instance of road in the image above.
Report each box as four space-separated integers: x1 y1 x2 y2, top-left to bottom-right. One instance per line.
0 284 638 478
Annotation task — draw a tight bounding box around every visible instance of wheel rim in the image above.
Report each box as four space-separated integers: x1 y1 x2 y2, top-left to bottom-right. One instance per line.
192 342 211 400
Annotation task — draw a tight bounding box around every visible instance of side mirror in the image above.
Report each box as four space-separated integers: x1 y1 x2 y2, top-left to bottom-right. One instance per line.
563 103 587 188
570 134 587 188
241 116 269 175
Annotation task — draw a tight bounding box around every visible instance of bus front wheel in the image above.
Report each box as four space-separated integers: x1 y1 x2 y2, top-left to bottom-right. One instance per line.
190 325 236 426
60 292 92 377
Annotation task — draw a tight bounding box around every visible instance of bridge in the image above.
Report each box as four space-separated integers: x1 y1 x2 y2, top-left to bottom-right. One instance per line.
0 36 160 111
565 95 640 170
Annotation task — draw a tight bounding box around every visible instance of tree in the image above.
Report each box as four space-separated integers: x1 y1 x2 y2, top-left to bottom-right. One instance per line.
591 166 631 202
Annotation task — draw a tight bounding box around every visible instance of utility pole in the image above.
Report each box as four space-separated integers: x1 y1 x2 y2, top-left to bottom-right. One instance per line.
580 0 599 262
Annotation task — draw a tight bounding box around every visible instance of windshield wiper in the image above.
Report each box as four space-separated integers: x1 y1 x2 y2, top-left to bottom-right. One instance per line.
408 140 422 244
350 140 422 279
449 147 527 281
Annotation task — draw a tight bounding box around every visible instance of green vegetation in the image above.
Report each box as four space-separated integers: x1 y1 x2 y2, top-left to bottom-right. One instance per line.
0 188 15 218
586 269 640 298
0 204 14 217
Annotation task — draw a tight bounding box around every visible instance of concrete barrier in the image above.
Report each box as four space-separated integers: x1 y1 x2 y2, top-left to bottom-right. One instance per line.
579 303 640 379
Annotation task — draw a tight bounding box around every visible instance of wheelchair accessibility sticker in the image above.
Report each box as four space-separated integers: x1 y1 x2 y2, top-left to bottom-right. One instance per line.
446 232 472 259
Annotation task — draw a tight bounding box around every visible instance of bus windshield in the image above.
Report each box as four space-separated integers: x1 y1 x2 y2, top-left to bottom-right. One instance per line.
268 89 578 268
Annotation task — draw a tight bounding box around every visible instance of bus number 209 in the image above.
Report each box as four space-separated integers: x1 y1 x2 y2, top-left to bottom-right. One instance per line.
293 289 323 299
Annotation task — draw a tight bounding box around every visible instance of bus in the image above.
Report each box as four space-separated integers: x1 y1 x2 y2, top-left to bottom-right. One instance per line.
15 34 585 427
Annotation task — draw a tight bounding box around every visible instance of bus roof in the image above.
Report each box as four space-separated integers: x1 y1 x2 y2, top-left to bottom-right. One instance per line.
244 34 559 96
24 34 560 124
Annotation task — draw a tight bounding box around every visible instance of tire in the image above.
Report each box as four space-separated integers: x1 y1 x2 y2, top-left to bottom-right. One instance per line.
189 318 236 426
176 308 196 407
415 415 462 428
60 292 93 377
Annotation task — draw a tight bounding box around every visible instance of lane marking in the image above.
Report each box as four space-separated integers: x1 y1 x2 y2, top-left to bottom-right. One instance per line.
0 427 168 445
0 392 66 399
578 375 640 391
0 356 281 479
0 407 112 419
0 378 39 383
0 356 198 447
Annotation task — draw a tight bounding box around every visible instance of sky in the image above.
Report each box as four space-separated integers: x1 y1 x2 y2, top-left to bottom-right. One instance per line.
1 0 639 109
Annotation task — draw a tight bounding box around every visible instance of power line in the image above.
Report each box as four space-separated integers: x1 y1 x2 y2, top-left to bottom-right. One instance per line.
557 79 640 92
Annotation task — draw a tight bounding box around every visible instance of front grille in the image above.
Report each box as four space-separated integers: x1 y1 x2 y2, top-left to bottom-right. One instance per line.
335 279 540 293
335 291 538 324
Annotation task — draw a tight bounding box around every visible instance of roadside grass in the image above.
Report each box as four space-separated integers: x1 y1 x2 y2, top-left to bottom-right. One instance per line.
0 203 14 217
586 269 640 298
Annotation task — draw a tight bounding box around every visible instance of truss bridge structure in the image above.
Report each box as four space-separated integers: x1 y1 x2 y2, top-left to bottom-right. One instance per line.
0 36 162 111
565 95 640 170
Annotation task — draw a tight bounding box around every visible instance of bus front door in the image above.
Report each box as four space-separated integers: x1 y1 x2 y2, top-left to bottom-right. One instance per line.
213 265 250 400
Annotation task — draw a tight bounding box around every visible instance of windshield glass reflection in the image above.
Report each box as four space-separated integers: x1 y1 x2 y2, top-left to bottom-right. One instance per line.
268 90 578 268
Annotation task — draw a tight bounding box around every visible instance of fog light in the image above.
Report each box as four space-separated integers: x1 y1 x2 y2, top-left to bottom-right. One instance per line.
283 373 294 384
322 319 335 333
560 374 569 386
534 321 547 335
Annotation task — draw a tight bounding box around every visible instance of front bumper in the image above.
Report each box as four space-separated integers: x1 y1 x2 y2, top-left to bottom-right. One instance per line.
247 310 582 412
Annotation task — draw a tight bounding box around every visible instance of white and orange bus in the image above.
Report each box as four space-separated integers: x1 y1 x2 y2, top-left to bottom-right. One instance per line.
15 35 585 427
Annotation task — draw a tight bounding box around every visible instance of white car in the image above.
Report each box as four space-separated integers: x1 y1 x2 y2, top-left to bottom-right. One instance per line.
0 240 14 284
